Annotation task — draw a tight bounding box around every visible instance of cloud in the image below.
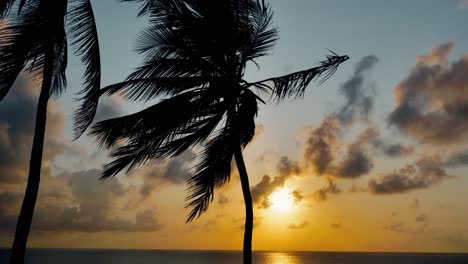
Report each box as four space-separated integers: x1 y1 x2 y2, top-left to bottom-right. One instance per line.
0 75 66 186
304 116 340 175
335 128 378 178
288 221 308 230
136 150 195 199
250 156 302 209
330 223 341 229
459 0 468 9
336 55 378 125
444 149 468 167
388 42 468 145
384 219 428 235
314 178 341 201
0 169 163 234
94 96 123 122
0 75 164 235
218 194 229 206
415 214 428 223
291 190 303 203
375 142 415 158
368 156 450 194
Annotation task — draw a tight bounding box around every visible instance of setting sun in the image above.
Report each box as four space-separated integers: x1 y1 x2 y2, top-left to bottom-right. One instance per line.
269 188 295 212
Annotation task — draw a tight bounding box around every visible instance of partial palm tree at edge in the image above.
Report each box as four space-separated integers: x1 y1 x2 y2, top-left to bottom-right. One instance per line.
86 1 348 264
0 1 101 263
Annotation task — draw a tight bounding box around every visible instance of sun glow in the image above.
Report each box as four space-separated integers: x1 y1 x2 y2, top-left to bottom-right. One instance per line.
269 188 294 212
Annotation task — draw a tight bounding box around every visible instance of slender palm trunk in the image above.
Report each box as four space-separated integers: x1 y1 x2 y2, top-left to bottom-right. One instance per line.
234 145 253 264
10 48 54 264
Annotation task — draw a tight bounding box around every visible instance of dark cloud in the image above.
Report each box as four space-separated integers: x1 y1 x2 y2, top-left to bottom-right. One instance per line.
314 179 341 202
218 194 229 206
291 190 303 204
288 221 308 230
0 75 66 185
336 55 378 125
415 214 428 223
0 170 163 234
94 96 123 122
304 117 340 175
369 156 450 194
335 128 378 178
374 141 415 158
384 221 428 235
388 42 468 145
137 150 195 199
303 56 380 179
251 156 302 209
251 175 284 209
330 223 341 229
444 149 468 167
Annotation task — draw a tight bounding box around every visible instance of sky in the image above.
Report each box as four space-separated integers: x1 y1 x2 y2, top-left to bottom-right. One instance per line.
1 0 468 253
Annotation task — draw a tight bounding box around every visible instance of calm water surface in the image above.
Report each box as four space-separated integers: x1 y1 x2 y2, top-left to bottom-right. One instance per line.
1 249 467 264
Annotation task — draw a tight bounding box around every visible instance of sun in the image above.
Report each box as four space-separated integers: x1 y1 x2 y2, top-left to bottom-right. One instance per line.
269 188 294 212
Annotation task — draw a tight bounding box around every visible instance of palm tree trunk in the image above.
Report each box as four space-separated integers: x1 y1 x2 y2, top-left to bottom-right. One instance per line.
10 48 54 264
234 144 253 264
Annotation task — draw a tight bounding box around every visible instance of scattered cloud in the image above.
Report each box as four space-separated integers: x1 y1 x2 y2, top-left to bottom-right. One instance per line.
330 223 341 229
218 194 229 206
415 214 428 223
314 178 341 202
251 156 302 209
0 75 66 186
336 55 378 125
335 127 377 178
136 150 195 199
369 156 450 194
444 149 468 167
459 0 468 9
375 142 415 158
384 221 428 235
388 42 468 145
288 221 308 230
304 117 340 176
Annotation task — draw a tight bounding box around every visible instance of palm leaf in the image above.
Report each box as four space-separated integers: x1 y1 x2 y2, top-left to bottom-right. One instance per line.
248 53 349 101
185 128 234 222
69 0 102 138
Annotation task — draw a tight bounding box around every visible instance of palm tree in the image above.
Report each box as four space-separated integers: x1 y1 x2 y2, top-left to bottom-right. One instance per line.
88 0 348 263
0 1 101 263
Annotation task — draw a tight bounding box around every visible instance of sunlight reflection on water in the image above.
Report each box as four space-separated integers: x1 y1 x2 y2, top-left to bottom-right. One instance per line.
263 252 302 264
1 249 468 264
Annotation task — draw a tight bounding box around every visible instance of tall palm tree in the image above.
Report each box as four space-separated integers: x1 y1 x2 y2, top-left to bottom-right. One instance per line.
0 1 101 263
88 0 348 263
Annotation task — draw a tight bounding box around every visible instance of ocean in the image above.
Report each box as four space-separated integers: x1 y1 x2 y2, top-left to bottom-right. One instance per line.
1 249 467 264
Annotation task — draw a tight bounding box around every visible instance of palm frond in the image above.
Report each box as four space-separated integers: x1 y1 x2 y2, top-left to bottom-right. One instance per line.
49 31 68 98
237 89 258 147
92 89 226 178
69 0 102 138
185 129 234 222
120 0 154 17
248 54 349 101
0 0 17 18
242 0 278 62
0 1 40 101
101 75 212 102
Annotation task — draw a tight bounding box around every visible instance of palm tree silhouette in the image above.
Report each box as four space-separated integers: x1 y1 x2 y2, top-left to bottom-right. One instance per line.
0 1 101 263
89 0 348 263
